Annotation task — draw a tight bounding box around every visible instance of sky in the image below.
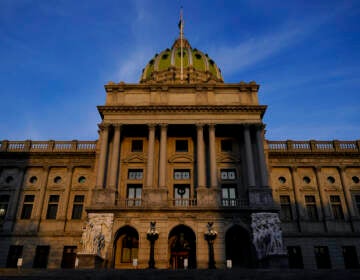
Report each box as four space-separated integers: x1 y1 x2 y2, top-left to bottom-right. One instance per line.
0 0 359 141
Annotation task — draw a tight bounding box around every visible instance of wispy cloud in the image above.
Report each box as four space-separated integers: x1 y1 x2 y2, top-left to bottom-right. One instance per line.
209 9 345 77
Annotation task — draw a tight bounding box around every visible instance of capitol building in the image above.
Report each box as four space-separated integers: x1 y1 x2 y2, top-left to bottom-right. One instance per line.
0 24 360 270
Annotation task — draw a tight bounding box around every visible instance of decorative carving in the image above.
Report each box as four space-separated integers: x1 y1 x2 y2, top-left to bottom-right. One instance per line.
80 213 114 258
251 213 286 260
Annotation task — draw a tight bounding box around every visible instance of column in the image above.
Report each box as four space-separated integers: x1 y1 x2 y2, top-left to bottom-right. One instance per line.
243 125 256 187
146 124 156 188
209 124 217 188
159 124 167 188
96 123 109 189
314 167 329 231
197 124 206 188
339 167 356 220
290 167 303 231
255 125 268 187
109 124 121 190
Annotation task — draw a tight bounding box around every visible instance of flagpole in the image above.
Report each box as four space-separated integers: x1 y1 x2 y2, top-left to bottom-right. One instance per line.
180 7 183 81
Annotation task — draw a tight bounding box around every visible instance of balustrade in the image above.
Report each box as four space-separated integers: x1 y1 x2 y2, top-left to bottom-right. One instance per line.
0 140 97 152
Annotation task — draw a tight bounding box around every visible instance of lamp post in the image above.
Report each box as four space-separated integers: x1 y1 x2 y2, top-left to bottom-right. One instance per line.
147 221 159 269
204 222 217 269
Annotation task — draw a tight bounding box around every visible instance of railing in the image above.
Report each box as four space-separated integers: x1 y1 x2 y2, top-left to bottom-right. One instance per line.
267 140 360 153
170 199 198 208
0 140 97 152
117 199 144 208
220 198 249 208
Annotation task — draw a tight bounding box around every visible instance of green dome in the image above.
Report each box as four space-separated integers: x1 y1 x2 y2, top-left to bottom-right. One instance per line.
140 37 223 84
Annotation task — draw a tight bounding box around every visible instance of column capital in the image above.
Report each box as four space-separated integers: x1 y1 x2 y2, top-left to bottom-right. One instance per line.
254 123 266 130
314 166 322 173
159 123 168 129
196 123 205 128
147 123 156 129
98 123 111 131
289 166 298 173
113 123 122 129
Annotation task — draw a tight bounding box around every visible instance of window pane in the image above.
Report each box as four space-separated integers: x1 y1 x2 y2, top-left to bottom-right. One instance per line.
131 140 143 152
46 204 58 219
74 195 84 203
24 195 35 202
221 140 232 152
21 204 33 219
175 140 188 152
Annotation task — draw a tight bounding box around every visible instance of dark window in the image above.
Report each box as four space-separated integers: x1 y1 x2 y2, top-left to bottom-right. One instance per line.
61 246 77 269
342 246 359 269
303 176 311 184
29 176 38 184
71 195 84 220
355 195 360 215
287 246 304 268
131 140 143 152
278 176 286 184
175 140 188 152
327 176 335 184
314 246 331 269
221 184 237 207
220 169 237 180
305 195 318 221
21 195 35 219
33 245 50 268
78 176 86 183
127 184 142 207
6 245 23 268
221 140 233 152
54 176 62 184
330 195 344 220
352 176 360 184
5 176 14 184
173 169 191 180
46 195 59 219
128 169 143 180
280 195 293 221
0 195 10 217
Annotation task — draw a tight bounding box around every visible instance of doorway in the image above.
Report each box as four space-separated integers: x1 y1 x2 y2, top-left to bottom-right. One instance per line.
113 226 139 268
168 225 196 269
225 225 256 268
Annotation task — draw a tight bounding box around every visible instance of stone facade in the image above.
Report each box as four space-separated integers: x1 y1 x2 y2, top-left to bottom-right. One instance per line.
0 32 359 270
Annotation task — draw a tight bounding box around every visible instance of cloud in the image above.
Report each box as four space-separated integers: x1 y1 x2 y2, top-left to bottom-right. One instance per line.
209 9 345 77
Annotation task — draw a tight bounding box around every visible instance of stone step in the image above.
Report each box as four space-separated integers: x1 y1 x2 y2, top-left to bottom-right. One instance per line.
0 269 360 280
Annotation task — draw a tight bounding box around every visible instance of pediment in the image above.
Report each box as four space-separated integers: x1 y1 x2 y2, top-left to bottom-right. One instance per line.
217 154 240 163
168 154 193 163
123 154 146 163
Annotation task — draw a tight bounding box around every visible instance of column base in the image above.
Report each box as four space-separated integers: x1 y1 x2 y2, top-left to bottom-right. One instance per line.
91 188 116 206
77 253 104 269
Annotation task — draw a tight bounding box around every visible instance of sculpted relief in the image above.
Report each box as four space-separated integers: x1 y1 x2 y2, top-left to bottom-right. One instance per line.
80 213 114 258
251 212 286 260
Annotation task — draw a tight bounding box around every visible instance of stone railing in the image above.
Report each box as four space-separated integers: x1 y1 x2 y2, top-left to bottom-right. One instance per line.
267 140 360 153
0 140 97 152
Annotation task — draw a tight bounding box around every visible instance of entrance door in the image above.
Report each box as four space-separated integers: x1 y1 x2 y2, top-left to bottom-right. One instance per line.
113 226 139 268
225 225 255 268
61 246 77 268
33 246 50 268
169 225 196 269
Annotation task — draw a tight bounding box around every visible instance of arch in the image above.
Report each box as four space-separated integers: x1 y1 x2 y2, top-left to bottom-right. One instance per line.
225 225 257 268
168 224 196 269
113 226 139 268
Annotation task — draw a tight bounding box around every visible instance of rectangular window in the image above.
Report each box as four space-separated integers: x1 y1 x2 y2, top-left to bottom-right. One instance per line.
71 195 84 220
355 195 360 214
280 195 293 221
305 195 318 221
221 140 233 152
175 140 188 152
0 194 10 217
21 195 35 219
128 169 143 180
342 246 359 269
173 169 191 180
33 245 50 268
127 184 142 207
220 169 237 180
287 246 304 268
221 184 237 207
314 246 331 269
330 195 344 220
131 140 143 152
6 245 23 268
174 184 190 206
61 246 77 269
46 195 59 219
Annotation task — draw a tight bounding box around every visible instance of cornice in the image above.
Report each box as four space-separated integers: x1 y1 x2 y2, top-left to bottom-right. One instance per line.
98 104 267 116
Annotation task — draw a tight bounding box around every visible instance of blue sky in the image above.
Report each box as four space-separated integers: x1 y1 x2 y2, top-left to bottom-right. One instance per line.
0 0 359 141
